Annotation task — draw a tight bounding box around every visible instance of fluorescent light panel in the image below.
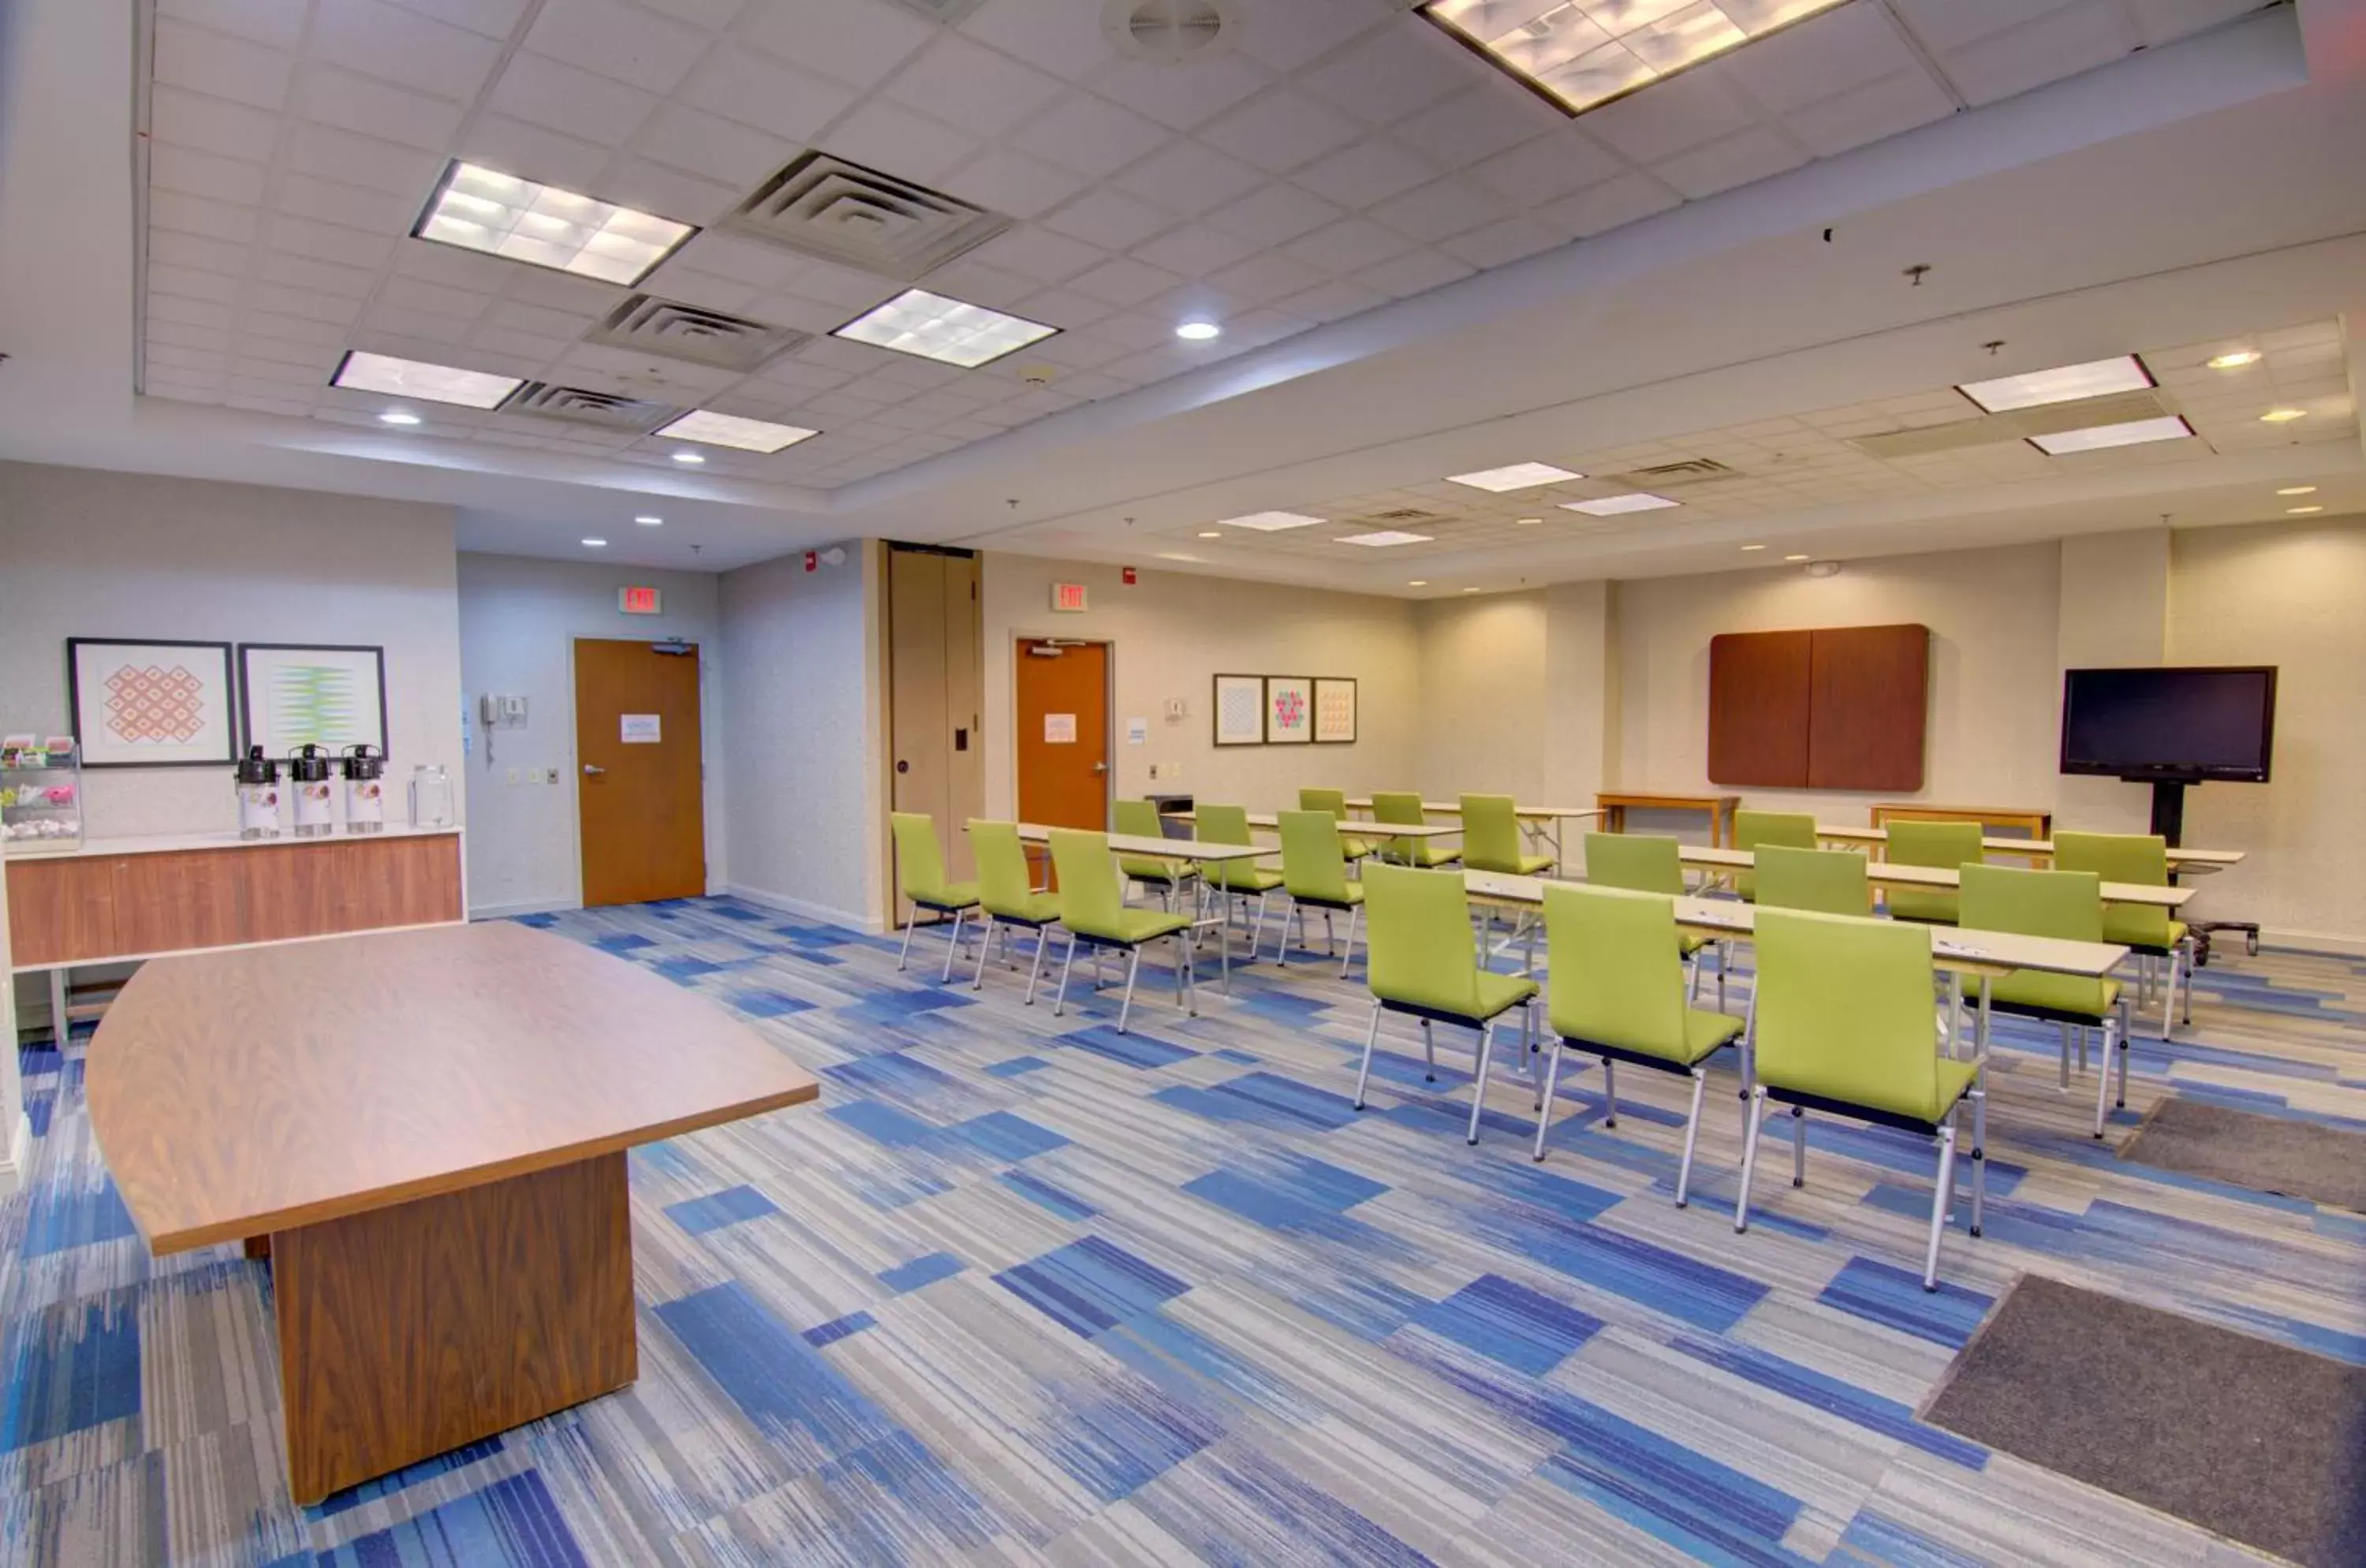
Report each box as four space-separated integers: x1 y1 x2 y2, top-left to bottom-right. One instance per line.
416 162 691 286
1560 491 1678 515
1957 354 2152 413
1421 0 1853 115
2028 416 2193 455
332 350 521 409
833 288 1057 368
1334 529 1432 547
655 409 818 454
1446 461 1581 491
1216 511 1325 532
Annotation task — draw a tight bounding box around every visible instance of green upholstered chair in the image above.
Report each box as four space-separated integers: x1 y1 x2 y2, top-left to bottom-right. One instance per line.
1459 793 1553 876
1739 909 1984 1291
1046 828 1195 1033
1535 883 1743 1197
1371 791 1459 868
1959 864 2130 1136
1275 808 1366 976
1582 831 1720 1006
1752 844 1869 916
2054 831 2191 1040
1354 864 1539 1145
1731 809 1818 901
1883 820 1983 924
967 819 1065 1002
1196 803 1283 954
1112 797 1196 909
890 811 980 980
1298 788 1379 861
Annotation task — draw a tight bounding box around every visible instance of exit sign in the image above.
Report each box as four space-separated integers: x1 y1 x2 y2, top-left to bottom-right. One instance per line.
1051 581 1088 613
619 585 662 615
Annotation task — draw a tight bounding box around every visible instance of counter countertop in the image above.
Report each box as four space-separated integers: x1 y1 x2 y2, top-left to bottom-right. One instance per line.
6 823 462 862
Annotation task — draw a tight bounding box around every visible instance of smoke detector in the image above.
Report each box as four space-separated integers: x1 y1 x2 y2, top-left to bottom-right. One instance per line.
1103 0 1243 63
1017 364 1058 387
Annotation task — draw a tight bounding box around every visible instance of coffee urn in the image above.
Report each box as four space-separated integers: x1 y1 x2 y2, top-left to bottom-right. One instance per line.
235 746 281 838
341 743 386 832
289 744 337 836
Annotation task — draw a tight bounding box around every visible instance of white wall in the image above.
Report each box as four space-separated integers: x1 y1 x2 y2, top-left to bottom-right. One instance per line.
1415 592 1551 803
2167 516 2366 949
2058 529 2170 834
0 461 462 838
455 552 725 917
980 555 1424 816
719 544 880 931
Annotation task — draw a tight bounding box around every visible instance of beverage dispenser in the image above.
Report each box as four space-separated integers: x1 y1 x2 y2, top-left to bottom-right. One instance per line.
235 747 281 839
289 744 337 836
341 744 386 832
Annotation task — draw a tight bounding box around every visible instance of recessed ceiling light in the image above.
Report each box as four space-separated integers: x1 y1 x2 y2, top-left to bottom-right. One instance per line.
1784 554 1811 562
1153 551 1201 562
1407 580 1427 587
1514 516 1543 525
2207 349 2262 370
582 537 607 547
1461 586 1481 593
1446 462 1581 492
655 409 817 454
1335 529 1433 547
377 410 421 426
1197 530 1222 538
331 350 521 410
2260 407 2308 423
2028 416 2193 455
1559 492 1678 516
1957 354 2152 413
833 287 1058 368
415 161 692 286
1420 0 1853 115
1740 543 1767 551
672 450 706 464
2277 486 2318 496
1175 320 1221 342
2288 505 2324 514
1216 510 1324 532
635 514 663 526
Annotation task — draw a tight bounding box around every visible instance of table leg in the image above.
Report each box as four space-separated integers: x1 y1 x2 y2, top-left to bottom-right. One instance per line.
271 1152 635 1504
47 968 69 1047
1946 971 1964 1059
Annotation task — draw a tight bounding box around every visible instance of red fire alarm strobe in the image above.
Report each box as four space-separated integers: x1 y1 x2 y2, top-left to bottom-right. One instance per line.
804 551 818 573
1121 566 1137 586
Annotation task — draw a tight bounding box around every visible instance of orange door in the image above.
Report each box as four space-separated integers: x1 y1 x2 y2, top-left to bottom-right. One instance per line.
575 638 705 906
1014 640 1109 871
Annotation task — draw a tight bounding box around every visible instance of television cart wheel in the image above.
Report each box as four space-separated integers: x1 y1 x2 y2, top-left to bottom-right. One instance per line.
2187 920 2259 968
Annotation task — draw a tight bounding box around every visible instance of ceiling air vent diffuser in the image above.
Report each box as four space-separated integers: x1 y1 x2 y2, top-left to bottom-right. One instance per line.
1103 0 1243 63
587 296 811 373
726 152 1013 281
498 383 678 432
881 0 990 21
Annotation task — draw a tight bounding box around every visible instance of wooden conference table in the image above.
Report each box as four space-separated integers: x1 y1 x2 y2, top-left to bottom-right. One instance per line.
1674 844 2197 910
1595 792 1744 846
87 921 819 1503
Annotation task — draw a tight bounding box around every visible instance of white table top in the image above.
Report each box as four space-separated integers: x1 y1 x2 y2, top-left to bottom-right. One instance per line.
1812 824 2243 868
6 823 461 863
1005 823 1269 862
1462 871 2129 980
1341 800 1605 822
1164 811 1459 839
1672 844 2194 909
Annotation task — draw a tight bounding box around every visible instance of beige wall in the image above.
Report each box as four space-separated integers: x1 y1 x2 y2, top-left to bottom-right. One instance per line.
980 555 1423 817
1415 591 1550 803
2166 517 2366 949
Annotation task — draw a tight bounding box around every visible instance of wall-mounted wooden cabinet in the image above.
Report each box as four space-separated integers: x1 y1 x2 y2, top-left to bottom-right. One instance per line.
1709 625 1930 792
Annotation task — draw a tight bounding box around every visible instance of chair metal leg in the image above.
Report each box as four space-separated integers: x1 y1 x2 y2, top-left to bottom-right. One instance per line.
1338 905 1360 980
2161 943 2181 1040
2078 1025 2088 1073
1790 1105 1806 1187
1738 984 1759 1138
1466 1018 1496 1145
1354 1000 1383 1110
1674 1070 1707 1208
1118 945 1143 1033
1420 1017 1436 1081
1602 1058 1618 1128
1249 891 1270 958
971 915 996 990
2180 936 2195 1026
1924 1124 1960 1291
2118 997 2132 1107
1532 1040 1566 1161
1024 927 1049 1006
1053 931 1079 1016
897 910 918 971
1733 1086 1768 1232
940 908 965 983
2093 1014 2118 1137
1718 943 1728 1011
1969 1084 1987 1238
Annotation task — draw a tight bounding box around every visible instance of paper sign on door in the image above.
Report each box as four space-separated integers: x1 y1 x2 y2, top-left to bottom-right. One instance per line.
1043 713 1077 744
621 714 662 743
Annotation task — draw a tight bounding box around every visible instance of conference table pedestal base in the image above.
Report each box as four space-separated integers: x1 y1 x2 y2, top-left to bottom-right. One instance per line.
270 1152 637 1504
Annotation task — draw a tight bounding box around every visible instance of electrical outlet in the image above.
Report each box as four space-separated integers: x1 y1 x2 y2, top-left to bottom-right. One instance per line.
506 767 520 786
544 767 561 785
1148 762 1159 781
1163 759 1181 783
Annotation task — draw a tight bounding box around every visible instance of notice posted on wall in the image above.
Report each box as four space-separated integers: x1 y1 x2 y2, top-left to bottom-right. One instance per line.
621 713 662 744
1043 712 1077 744
1125 716 1148 746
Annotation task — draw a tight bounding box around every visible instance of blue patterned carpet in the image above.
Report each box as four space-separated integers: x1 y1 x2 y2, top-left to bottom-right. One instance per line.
2 894 2361 1565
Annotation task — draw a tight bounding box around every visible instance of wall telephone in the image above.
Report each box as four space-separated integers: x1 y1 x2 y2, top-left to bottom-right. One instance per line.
479 693 528 763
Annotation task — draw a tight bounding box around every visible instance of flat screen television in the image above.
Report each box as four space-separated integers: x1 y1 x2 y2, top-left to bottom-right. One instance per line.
2059 666 2276 782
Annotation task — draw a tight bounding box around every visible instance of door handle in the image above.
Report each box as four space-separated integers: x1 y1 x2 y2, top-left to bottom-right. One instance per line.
1092 761 1109 774
583 764 606 776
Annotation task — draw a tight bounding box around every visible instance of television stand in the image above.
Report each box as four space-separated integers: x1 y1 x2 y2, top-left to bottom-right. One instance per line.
2139 775 2258 967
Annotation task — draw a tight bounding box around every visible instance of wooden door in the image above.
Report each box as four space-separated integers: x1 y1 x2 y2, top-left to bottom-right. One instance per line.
575 639 705 906
887 548 983 883
1014 640 1109 853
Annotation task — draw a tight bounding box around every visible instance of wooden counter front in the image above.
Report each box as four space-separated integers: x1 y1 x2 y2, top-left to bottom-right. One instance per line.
7 831 463 969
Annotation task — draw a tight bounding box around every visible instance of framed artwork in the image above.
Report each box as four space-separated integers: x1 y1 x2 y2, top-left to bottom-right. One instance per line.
1313 678 1357 745
1264 675 1313 745
67 637 237 768
1213 673 1263 746
238 644 389 757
